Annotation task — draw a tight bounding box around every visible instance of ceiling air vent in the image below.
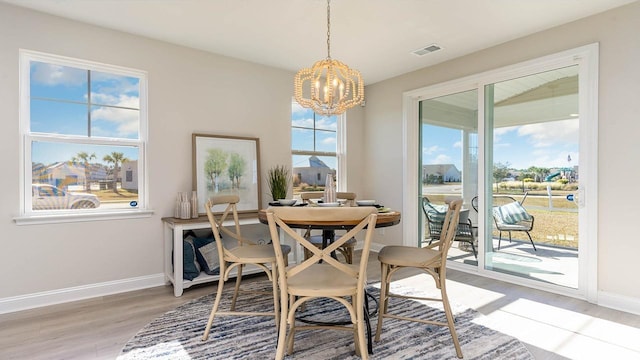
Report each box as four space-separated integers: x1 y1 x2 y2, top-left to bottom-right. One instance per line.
411 44 442 56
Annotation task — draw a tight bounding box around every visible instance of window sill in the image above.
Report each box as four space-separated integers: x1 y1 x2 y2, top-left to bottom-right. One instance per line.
14 209 154 225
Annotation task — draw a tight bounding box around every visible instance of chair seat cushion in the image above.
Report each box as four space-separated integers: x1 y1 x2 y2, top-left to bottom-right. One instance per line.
494 222 531 230
227 244 290 263
287 263 358 297
378 246 440 268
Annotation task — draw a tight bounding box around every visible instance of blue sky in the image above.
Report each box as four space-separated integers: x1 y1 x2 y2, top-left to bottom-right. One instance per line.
30 61 140 165
291 101 337 169
423 118 579 171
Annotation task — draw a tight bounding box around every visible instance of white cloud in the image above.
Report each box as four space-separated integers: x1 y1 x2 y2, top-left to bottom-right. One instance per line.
316 117 337 131
321 137 336 145
292 117 314 128
31 62 85 86
423 145 441 155
434 154 452 163
518 119 578 148
453 141 462 148
91 93 140 137
493 127 515 145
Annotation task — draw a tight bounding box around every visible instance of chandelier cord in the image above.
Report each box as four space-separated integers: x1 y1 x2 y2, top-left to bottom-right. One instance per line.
326 0 331 59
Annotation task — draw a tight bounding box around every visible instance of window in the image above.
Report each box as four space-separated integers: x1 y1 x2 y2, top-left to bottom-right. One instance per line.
291 100 345 195
17 50 149 223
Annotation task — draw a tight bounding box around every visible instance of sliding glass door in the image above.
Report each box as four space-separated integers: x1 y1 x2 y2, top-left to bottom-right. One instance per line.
419 89 479 266
484 66 580 289
408 45 597 298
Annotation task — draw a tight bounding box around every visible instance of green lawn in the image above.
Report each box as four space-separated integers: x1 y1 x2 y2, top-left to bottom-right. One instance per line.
425 192 579 249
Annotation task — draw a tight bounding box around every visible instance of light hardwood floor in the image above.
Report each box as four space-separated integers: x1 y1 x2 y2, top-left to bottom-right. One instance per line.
1 252 639 360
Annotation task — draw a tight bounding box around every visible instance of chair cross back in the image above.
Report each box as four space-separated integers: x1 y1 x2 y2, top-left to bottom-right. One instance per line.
266 206 378 359
271 207 374 279
206 195 253 249
202 194 287 343
429 199 462 258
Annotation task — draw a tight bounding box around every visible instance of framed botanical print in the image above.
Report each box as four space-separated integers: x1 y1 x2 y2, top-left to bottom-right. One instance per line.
192 134 261 214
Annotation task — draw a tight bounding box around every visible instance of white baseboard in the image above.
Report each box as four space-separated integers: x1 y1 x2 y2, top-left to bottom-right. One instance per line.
598 290 640 316
0 273 166 315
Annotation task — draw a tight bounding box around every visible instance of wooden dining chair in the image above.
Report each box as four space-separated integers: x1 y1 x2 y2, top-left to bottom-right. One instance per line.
266 206 378 360
299 191 358 263
201 195 291 341
375 199 464 359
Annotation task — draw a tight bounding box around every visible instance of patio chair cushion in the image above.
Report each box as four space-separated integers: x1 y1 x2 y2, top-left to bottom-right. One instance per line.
424 202 449 223
493 201 532 224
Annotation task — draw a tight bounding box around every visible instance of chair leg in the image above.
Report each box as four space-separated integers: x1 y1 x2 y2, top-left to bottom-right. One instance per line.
440 274 463 359
202 276 226 341
498 231 503 250
286 295 296 355
375 262 389 342
230 264 244 311
526 231 537 251
270 262 280 329
355 293 368 360
346 244 354 264
274 292 289 360
470 240 477 259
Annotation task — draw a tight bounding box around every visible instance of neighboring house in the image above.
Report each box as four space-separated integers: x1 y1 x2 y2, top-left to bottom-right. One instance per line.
293 156 336 187
88 163 108 182
121 160 138 191
422 164 461 183
40 162 86 189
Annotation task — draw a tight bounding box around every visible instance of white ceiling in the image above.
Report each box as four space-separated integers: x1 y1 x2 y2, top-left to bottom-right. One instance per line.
2 0 636 84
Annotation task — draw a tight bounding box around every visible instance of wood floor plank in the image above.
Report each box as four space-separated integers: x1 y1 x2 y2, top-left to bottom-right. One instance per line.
1 252 638 360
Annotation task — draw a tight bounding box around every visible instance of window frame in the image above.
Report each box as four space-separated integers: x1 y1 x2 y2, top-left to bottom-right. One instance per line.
16 49 152 225
291 100 347 192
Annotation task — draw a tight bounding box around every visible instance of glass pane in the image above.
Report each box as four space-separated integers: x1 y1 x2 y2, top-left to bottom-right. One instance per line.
292 128 315 152
315 114 337 131
31 141 139 211
315 129 337 153
30 100 88 136
30 61 87 102
486 65 579 289
292 155 336 195
292 102 314 129
91 71 140 108
420 89 479 266
91 106 140 139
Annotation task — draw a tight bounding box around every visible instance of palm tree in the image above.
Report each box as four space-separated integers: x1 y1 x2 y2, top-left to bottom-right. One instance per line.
103 152 128 193
72 152 96 192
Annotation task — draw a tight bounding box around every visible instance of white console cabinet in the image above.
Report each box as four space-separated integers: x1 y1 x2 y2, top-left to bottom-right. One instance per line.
162 213 298 297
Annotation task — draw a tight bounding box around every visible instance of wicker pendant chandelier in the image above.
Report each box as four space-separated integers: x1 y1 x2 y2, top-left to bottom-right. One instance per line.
294 0 364 116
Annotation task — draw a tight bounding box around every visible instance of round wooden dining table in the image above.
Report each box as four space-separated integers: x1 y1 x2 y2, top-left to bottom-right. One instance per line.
257 207 401 229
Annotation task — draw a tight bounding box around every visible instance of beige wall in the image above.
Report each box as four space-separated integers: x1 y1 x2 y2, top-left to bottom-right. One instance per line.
0 4 300 299
364 2 640 303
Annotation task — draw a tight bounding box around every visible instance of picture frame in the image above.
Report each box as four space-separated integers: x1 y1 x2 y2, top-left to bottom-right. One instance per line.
192 134 261 214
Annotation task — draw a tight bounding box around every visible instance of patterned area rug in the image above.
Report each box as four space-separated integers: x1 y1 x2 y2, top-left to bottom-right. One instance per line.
118 283 533 359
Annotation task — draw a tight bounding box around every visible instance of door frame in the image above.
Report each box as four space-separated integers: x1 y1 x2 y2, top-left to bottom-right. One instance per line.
402 43 599 302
